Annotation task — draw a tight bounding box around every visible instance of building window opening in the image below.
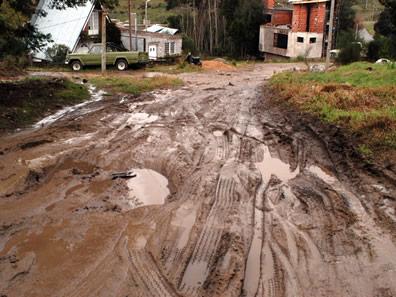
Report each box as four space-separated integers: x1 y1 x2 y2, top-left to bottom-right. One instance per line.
297 36 304 43
273 33 288 49
170 42 175 54
165 42 170 55
306 4 311 32
310 37 317 43
88 10 99 35
264 14 272 24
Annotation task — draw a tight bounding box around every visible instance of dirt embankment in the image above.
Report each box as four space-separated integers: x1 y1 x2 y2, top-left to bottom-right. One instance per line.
0 78 89 133
202 60 237 72
0 63 395 297
269 62 396 168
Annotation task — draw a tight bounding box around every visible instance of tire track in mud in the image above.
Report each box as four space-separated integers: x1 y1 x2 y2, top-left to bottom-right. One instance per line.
1 65 396 297
180 176 236 296
128 250 180 297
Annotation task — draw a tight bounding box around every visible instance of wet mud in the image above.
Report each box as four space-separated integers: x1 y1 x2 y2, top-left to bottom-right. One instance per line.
0 63 396 297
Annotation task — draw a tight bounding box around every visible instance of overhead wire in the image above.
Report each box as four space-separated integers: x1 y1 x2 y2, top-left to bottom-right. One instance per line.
37 16 89 30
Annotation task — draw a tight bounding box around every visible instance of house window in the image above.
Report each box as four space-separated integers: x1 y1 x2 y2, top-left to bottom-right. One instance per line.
88 11 99 35
310 37 317 43
170 42 175 54
165 42 170 55
297 36 304 43
273 33 288 49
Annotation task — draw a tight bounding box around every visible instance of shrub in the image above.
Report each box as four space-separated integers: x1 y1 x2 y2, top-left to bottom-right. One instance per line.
367 36 391 61
45 44 70 65
337 42 361 65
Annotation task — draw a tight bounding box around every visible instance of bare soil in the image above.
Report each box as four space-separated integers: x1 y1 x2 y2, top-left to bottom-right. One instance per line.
0 63 395 297
202 60 237 71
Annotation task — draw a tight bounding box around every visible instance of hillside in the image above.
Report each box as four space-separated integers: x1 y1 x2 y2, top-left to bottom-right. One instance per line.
111 0 178 24
110 0 385 34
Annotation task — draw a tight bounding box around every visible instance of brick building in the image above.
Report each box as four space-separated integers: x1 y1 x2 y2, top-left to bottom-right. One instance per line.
259 0 330 59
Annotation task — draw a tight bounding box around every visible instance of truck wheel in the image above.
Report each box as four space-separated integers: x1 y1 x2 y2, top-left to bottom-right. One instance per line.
116 59 128 71
71 61 82 71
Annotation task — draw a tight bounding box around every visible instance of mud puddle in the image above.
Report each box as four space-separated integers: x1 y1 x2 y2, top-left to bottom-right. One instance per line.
255 144 299 184
1 63 396 297
126 169 170 208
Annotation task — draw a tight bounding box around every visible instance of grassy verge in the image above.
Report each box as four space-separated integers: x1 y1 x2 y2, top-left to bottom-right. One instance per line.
270 62 396 158
0 78 89 132
90 75 183 95
148 63 203 74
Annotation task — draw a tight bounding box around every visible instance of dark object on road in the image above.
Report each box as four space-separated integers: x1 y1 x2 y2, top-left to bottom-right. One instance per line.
111 171 137 180
186 53 202 66
228 82 235 86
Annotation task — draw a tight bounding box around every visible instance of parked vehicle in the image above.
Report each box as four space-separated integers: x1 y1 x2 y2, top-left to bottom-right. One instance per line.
185 53 202 66
65 43 149 71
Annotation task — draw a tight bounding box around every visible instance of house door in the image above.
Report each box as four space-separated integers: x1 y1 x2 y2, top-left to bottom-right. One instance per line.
149 45 157 60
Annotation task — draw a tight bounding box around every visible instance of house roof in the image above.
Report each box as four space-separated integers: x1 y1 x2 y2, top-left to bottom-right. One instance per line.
32 0 96 60
145 24 178 35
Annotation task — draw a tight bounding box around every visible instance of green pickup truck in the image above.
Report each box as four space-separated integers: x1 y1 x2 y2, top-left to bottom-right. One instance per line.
65 43 149 71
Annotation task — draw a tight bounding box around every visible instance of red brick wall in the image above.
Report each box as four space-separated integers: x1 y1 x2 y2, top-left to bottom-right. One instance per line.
309 2 326 33
272 10 293 25
292 3 326 33
264 0 275 9
292 4 308 32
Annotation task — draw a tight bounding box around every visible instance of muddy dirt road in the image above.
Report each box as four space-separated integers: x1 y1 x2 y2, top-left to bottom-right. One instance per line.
1 63 396 297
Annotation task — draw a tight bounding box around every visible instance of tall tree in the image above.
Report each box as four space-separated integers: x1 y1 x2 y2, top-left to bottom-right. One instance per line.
374 0 396 57
165 0 264 57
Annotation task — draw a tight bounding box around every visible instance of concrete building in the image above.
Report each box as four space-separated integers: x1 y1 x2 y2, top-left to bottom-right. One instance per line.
118 24 182 60
259 0 330 59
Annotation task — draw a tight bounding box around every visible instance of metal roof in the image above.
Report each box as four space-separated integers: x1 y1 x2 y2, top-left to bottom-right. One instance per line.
145 24 178 35
32 0 95 60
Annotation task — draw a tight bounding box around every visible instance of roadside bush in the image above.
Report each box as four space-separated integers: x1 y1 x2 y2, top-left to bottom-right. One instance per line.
337 42 361 65
45 44 70 65
367 36 391 61
0 55 27 77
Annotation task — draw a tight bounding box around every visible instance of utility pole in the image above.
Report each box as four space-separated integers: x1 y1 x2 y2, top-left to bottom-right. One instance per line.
135 14 138 51
128 0 133 50
145 0 150 30
101 10 107 75
325 0 336 71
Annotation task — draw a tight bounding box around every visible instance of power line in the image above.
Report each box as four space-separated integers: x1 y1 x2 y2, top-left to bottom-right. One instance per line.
37 16 88 30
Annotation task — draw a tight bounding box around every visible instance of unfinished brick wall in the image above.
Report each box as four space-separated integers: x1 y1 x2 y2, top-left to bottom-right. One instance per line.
292 2 327 33
264 0 275 9
292 4 308 32
272 10 293 25
309 2 326 33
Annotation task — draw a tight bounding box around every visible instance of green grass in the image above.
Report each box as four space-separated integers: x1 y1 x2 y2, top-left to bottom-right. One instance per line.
90 75 183 95
271 62 396 87
148 62 203 74
0 78 89 132
270 62 396 155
